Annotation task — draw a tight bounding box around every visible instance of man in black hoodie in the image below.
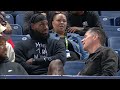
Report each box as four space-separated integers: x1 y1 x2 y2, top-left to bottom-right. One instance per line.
15 13 66 75
0 35 28 75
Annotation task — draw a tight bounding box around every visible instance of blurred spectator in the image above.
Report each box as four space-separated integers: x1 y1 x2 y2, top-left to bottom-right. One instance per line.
67 11 102 36
4 11 26 19
0 13 15 62
0 35 28 75
15 13 66 75
47 11 68 30
0 11 14 48
78 27 118 76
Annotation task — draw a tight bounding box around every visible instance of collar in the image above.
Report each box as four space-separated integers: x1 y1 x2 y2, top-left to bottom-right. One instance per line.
90 46 104 56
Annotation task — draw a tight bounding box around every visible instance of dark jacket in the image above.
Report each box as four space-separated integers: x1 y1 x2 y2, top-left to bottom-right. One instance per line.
0 59 28 75
79 46 118 76
14 37 66 75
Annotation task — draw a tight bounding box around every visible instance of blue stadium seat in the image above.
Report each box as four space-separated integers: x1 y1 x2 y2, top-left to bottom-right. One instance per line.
64 61 85 75
117 70 120 76
108 37 120 50
101 11 120 17
16 14 24 29
103 25 120 31
99 16 112 26
5 14 14 24
105 30 120 38
10 24 23 35
11 35 29 44
13 11 26 16
103 26 120 38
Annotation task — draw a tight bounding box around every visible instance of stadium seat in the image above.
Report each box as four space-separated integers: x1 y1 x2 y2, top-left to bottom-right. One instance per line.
115 16 120 26
64 61 85 75
10 24 23 35
12 11 26 17
105 30 120 38
5 14 14 24
99 16 112 26
4 11 14 14
101 11 120 17
15 14 24 29
11 35 29 44
103 26 120 38
108 37 120 50
117 70 120 76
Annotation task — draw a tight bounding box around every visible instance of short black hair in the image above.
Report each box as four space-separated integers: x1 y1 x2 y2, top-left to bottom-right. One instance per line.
51 11 68 22
88 27 107 45
29 13 47 24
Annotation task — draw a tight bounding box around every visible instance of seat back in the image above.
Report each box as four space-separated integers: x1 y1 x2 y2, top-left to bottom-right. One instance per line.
103 26 120 38
108 37 120 50
11 35 29 44
16 14 24 29
64 61 85 75
11 24 23 35
5 14 14 24
115 17 120 26
99 16 112 26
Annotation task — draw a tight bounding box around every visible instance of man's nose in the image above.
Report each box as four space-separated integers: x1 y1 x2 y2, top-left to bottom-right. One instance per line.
81 38 84 43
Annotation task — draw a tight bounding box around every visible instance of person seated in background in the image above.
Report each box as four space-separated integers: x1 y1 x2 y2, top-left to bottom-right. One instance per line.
78 27 119 76
15 13 66 75
47 11 69 30
0 35 28 75
67 11 102 36
50 12 88 61
0 13 15 62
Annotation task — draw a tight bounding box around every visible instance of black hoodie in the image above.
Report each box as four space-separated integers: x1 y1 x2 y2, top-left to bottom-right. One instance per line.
14 30 66 75
0 59 28 75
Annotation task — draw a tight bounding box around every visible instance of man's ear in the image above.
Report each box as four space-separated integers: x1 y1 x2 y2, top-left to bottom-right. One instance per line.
93 34 98 40
31 23 34 30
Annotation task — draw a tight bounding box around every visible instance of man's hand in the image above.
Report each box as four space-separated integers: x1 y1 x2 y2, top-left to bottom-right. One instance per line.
26 58 34 64
67 27 84 33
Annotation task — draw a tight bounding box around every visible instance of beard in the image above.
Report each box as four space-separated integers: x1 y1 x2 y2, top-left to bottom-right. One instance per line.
30 30 50 42
0 53 7 62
